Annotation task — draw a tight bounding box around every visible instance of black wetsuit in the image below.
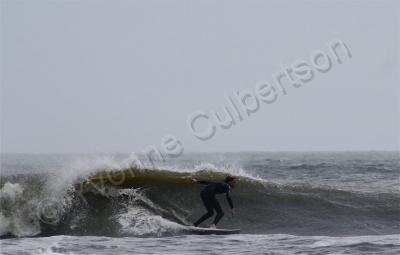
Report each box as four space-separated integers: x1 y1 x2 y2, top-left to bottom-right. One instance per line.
193 181 234 227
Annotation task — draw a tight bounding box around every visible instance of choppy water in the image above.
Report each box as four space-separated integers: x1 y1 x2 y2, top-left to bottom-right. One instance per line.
1 152 399 254
2 234 400 255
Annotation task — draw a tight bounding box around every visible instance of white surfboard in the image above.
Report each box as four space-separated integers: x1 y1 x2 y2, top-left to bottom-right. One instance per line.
187 226 240 235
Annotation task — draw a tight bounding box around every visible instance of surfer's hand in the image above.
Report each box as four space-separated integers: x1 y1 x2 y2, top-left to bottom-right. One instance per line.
230 208 235 217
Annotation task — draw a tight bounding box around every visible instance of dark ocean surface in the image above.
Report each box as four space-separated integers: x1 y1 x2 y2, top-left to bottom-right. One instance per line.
1 152 399 254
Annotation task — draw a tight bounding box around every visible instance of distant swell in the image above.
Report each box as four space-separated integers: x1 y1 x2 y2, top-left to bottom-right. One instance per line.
1 168 400 238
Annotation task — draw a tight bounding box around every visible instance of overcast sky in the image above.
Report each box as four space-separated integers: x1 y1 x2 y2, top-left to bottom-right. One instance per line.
1 0 399 153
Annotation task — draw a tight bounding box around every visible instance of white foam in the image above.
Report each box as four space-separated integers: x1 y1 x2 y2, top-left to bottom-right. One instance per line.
117 206 185 237
0 210 41 237
0 182 42 236
114 188 185 237
0 182 24 201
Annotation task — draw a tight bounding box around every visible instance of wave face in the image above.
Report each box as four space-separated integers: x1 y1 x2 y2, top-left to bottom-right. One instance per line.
1 160 399 238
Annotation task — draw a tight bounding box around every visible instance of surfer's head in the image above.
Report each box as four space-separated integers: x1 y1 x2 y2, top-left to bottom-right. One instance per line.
225 176 238 188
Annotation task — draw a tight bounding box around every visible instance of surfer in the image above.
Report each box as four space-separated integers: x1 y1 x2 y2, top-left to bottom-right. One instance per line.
192 176 237 229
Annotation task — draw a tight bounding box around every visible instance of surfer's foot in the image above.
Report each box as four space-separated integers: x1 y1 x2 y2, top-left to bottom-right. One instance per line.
209 224 217 229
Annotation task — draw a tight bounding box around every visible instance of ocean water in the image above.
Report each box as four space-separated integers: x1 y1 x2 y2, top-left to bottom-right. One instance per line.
1 152 399 254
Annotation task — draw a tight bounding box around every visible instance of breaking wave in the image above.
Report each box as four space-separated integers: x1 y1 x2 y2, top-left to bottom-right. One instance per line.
1 158 399 238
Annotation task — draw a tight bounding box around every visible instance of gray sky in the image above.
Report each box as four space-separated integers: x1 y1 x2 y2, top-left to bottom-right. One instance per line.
1 0 399 153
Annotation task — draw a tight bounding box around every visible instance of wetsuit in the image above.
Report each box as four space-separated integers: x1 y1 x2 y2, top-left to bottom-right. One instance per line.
193 180 234 227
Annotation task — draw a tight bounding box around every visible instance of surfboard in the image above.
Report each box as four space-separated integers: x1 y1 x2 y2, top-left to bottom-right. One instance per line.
187 226 240 235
